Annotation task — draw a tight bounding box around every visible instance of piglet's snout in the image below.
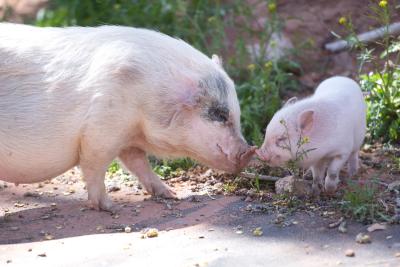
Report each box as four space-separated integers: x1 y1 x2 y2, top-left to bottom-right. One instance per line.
255 147 270 162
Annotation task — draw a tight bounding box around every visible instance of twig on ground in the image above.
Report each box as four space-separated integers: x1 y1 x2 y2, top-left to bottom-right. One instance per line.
239 172 280 182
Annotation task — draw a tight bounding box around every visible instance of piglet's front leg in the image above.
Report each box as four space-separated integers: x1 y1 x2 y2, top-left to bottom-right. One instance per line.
119 147 177 198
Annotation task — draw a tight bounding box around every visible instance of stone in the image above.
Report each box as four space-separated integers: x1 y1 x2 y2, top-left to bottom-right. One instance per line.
345 249 355 257
247 32 293 61
275 176 312 197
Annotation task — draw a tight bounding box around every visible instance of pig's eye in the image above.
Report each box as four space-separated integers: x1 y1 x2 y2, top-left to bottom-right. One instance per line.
207 106 229 123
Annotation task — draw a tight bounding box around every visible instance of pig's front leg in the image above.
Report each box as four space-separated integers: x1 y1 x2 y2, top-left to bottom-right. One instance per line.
311 160 328 196
324 155 349 194
119 147 177 198
80 155 115 212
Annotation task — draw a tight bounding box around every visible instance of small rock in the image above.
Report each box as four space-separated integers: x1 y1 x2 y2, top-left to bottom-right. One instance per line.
355 233 371 244
244 204 252 212
141 228 158 238
124 226 132 233
338 222 347 233
328 217 344 228
10 226 19 231
23 191 40 198
252 227 263 236
388 181 400 191
345 249 355 257
44 234 53 240
107 183 121 193
37 253 46 257
275 176 312 197
14 202 25 208
274 214 286 224
235 230 243 235
6 260 11 264
367 223 387 232
244 196 252 202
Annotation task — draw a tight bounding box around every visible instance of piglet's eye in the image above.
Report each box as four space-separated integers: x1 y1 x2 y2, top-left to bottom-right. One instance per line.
277 137 287 142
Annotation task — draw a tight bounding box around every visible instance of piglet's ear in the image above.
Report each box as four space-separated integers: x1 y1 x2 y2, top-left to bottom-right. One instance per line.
211 54 223 67
298 109 314 133
283 97 298 107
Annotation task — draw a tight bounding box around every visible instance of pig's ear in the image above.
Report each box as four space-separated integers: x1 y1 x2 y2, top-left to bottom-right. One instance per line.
176 76 201 108
298 109 314 133
283 97 298 107
211 54 223 67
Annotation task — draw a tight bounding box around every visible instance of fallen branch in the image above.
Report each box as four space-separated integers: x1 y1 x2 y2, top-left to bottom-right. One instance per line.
325 22 400 52
239 172 280 182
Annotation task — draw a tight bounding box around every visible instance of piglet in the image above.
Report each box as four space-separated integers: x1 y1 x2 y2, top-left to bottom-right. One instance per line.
256 76 366 195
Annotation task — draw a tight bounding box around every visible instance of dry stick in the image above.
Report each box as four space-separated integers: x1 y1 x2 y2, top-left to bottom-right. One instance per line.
239 172 280 182
324 22 400 52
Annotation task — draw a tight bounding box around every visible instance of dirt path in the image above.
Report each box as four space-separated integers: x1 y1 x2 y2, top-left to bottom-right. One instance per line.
1 172 399 267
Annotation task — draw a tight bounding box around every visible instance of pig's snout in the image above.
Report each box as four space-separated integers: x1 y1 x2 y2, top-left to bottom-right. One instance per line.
235 145 257 172
217 140 256 173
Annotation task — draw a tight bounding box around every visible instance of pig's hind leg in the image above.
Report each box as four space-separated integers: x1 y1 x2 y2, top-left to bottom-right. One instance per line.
347 151 359 177
324 154 349 194
119 147 177 198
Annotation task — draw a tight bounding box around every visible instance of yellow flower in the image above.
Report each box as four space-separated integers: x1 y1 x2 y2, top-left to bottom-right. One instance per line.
301 136 310 144
379 0 387 8
207 16 216 23
338 17 347 25
264 61 273 70
268 3 277 13
247 64 256 71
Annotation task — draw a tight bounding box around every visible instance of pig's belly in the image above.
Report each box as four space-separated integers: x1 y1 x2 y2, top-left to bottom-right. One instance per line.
0 139 80 184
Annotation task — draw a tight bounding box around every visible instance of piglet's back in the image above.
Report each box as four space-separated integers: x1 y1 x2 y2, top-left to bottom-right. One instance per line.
313 76 364 104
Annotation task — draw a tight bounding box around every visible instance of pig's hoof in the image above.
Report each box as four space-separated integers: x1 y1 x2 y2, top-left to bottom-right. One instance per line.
89 196 116 212
311 184 322 197
152 184 177 199
324 184 337 196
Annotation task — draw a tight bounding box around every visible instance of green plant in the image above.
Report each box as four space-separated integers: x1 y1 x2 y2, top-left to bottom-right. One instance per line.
152 158 196 179
341 180 389 223
238 61 298 145
360 70 400 142
277 119 315 177
337 1 400 143
34 0 299 145
107 160 121 174
250 175 261 192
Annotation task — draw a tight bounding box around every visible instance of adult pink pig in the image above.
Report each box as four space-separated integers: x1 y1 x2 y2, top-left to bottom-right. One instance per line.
256 76 366 195
0 23 255 211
